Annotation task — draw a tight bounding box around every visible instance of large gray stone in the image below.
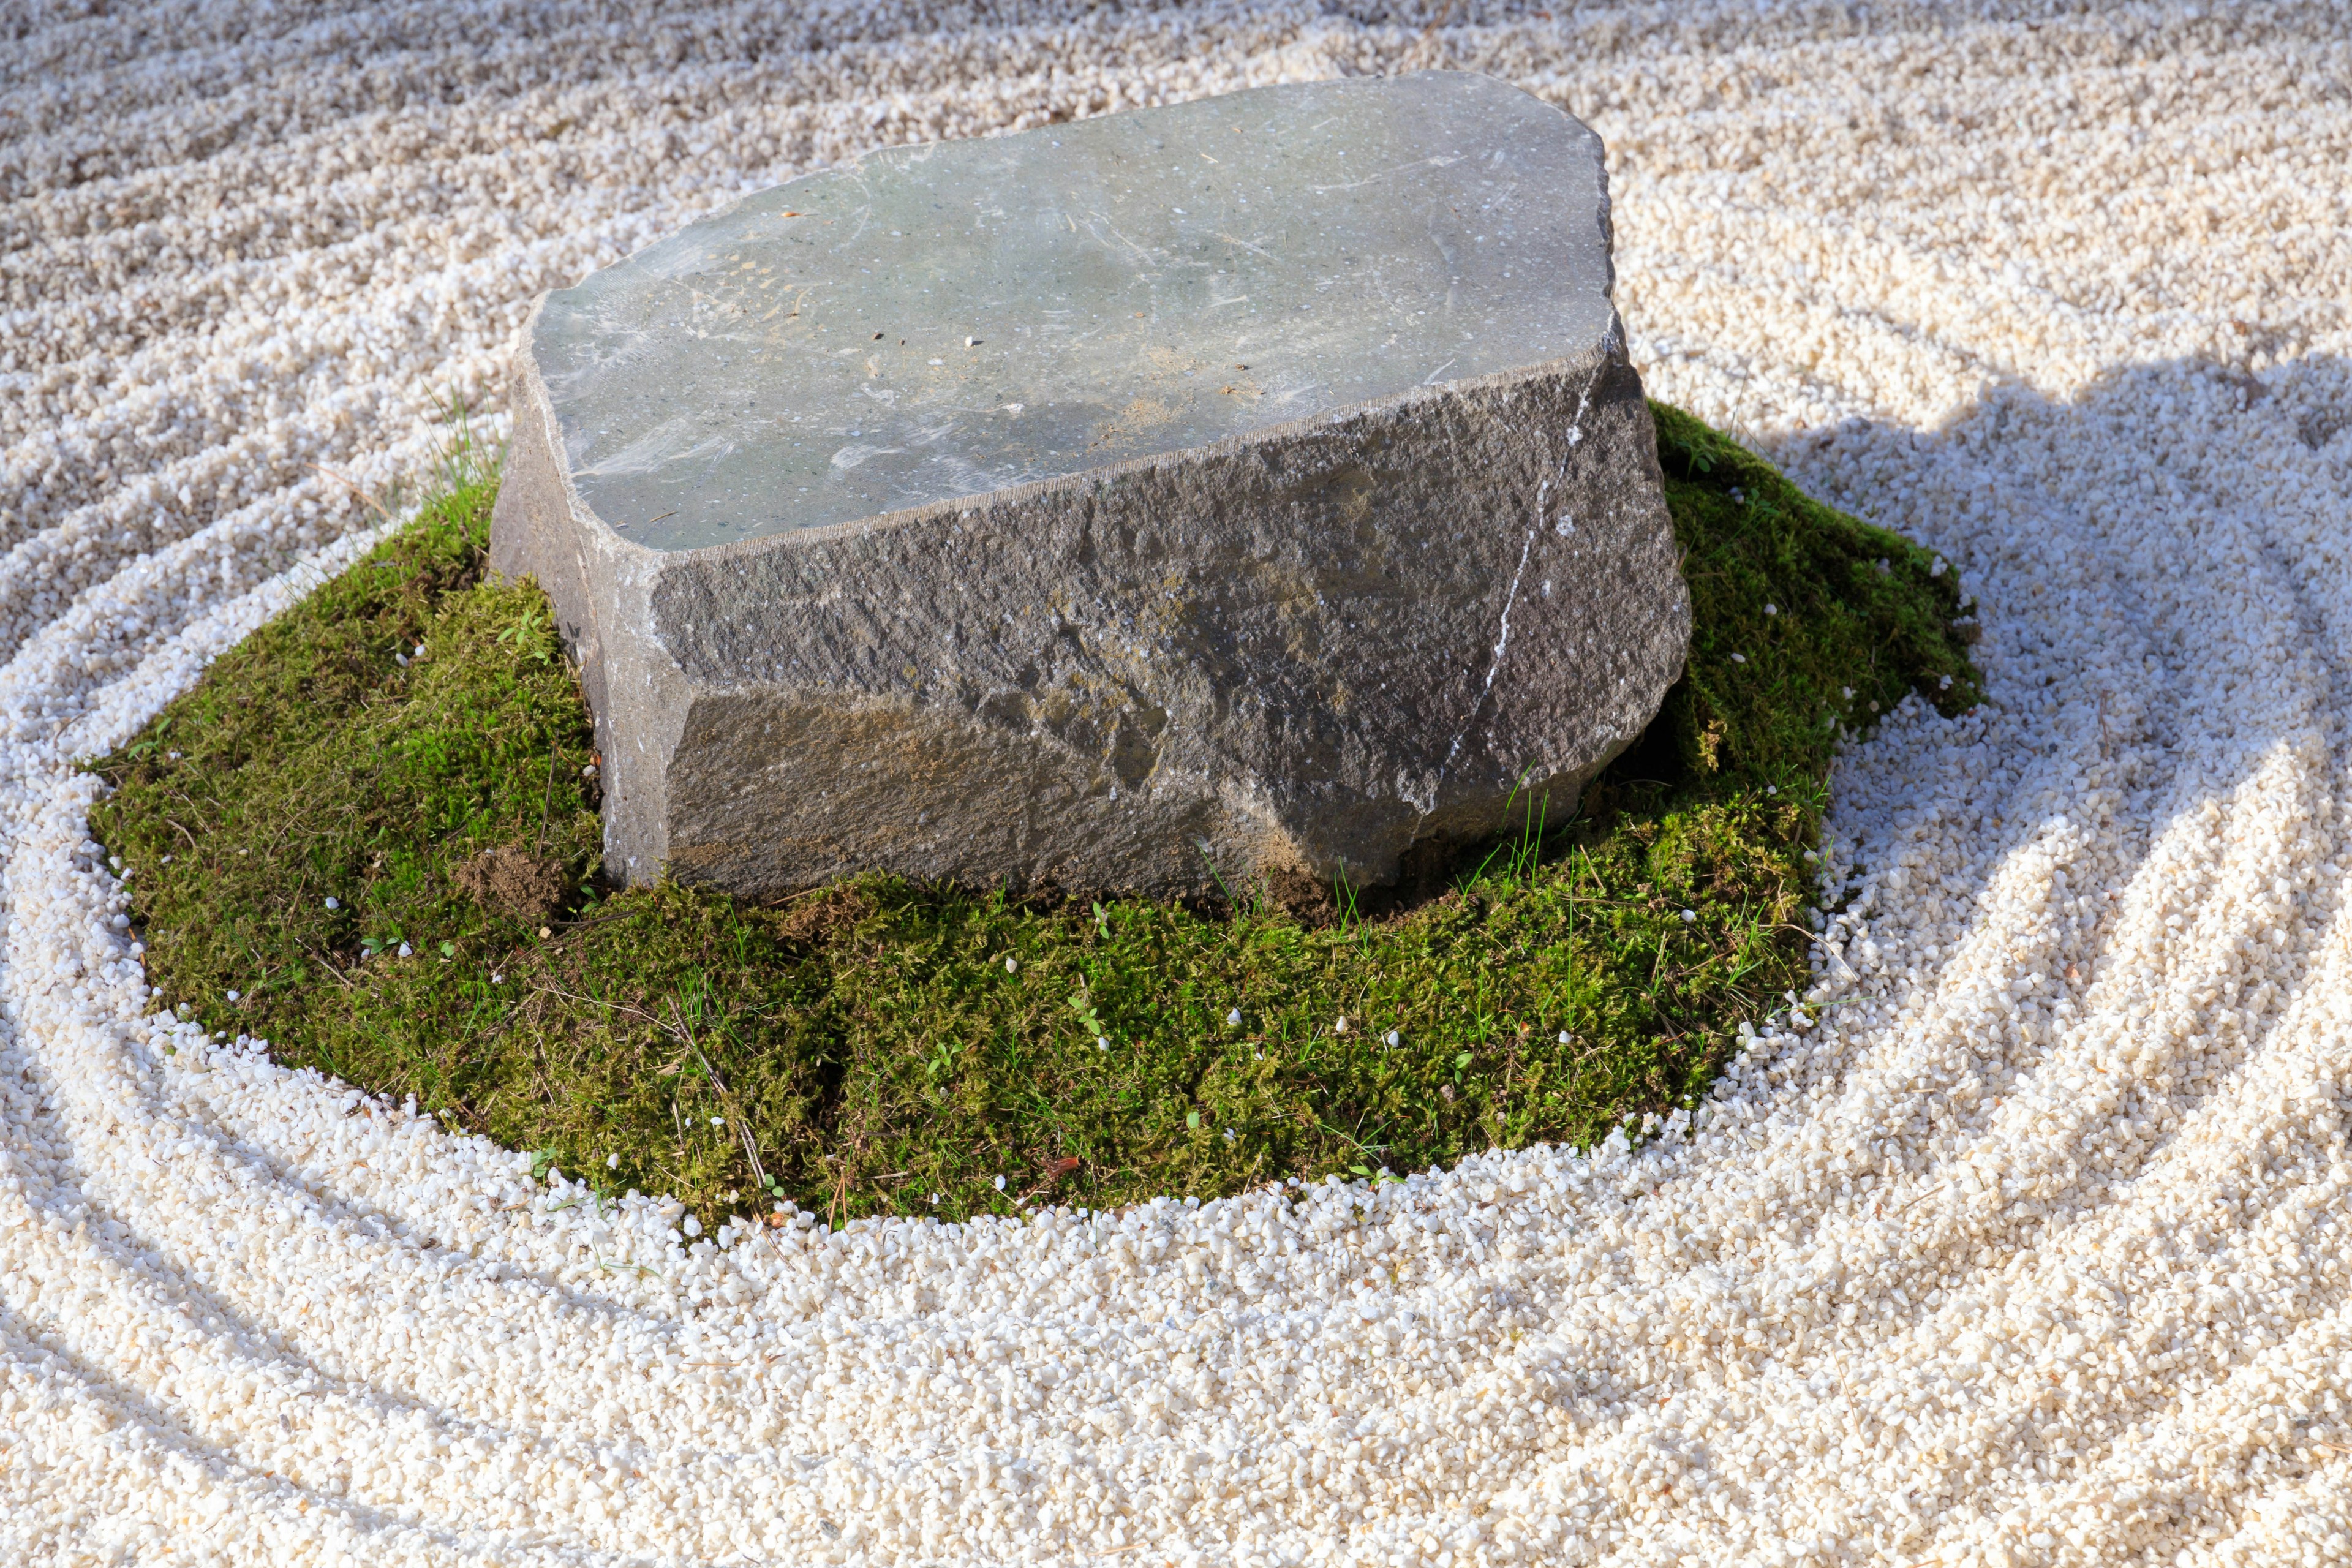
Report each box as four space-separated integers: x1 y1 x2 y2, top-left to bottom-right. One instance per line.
492 70 1689 901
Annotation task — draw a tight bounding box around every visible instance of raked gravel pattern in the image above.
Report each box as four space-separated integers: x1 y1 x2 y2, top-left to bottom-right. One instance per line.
4 2 2350 1564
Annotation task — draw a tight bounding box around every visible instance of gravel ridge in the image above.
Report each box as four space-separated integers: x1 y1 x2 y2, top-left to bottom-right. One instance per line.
2 2 2349 1562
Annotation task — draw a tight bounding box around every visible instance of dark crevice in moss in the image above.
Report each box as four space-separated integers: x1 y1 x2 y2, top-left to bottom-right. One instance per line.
89 403 1977 1231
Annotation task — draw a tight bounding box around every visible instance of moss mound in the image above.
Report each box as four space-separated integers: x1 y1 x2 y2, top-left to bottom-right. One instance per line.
90 405 1977 1228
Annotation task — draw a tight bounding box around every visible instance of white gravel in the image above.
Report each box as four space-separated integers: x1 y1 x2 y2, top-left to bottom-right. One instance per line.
4 2 2350 1563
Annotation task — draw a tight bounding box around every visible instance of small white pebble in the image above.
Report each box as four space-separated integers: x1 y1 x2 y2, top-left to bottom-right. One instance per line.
1680 909 1697 922
323 895 339 910
993 1175 1006 1191
1227 1008 1242 1027
1004 957 1017 973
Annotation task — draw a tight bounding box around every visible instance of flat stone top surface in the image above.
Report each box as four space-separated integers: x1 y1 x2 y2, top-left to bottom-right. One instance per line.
534 71 1615 552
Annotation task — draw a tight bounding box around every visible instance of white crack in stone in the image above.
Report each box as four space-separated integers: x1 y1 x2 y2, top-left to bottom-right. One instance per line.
1431 353 1616 802
1436 526 1537 781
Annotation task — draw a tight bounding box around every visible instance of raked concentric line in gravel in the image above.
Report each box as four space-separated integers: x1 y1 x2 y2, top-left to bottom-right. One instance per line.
3 3 2350 1564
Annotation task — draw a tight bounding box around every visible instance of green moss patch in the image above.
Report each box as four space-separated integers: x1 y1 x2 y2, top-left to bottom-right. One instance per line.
90 405 1977 1229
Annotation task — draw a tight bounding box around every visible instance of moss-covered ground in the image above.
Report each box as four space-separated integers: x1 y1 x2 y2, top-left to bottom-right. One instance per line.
89 404 1978 1230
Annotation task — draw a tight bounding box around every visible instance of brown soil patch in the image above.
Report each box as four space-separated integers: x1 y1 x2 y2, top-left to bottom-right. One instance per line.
772 884 872 947
455 845 567 920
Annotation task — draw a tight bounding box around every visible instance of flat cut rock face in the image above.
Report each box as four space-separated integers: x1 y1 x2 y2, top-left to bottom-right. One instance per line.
494 70 1691 900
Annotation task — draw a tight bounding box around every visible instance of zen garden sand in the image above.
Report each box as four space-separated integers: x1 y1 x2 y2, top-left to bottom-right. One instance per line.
3 2 2350 1564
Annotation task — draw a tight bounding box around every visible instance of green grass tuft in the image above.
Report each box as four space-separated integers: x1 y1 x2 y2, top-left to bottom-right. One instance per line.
91 404 1977 1230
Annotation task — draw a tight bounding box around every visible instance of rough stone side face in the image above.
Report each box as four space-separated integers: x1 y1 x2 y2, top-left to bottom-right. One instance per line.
496 338 1687 900
495 350 696 883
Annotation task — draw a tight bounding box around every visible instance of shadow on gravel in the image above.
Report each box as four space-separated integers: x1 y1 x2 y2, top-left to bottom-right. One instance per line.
1749 349 2351 1224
